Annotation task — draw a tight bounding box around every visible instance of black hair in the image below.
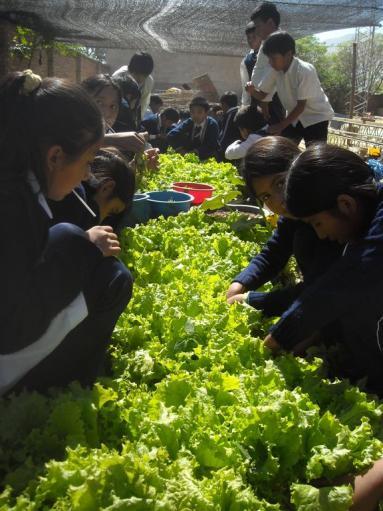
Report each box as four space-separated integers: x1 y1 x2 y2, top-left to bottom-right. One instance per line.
0 71 103 191
285 143 377 217
189 96 210 111
263 31 296 56
128 52 154 77
245 21 257 35
234 106 266 132
251 2 280 27
81 74 121 103
89 147 135 209
243 136 300 193
112 71 140 101
220 91 238 109
149 94 163 107
161 107 180 123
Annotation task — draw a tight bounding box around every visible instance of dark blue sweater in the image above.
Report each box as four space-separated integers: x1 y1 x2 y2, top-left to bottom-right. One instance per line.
270 190 383 393
0 177 103 354
167 116 220 160
234 217 342 316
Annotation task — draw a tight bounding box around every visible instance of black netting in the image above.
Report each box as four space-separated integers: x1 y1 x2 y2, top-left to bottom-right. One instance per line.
1 0 382 56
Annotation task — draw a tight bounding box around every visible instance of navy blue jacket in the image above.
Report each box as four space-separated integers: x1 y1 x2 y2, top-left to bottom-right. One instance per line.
234 217 342 316
167 116 220 160
141 113 161 136
270 189 383 394
0 177 103 355
219 107 241 155
49 184 100 231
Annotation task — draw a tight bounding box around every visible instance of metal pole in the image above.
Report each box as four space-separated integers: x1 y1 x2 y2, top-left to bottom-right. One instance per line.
349 42 357 118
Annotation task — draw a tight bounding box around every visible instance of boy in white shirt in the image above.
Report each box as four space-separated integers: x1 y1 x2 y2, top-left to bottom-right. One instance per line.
253 31 334 145
225 106 267 161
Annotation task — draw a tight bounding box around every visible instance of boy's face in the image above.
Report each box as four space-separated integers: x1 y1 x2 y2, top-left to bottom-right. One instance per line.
304 195 361 244
252 172 294 218
151 102 162 114
252 17 277 41
247 31 262 50
190 105 208 125
161 116 174 129
268 51 293 72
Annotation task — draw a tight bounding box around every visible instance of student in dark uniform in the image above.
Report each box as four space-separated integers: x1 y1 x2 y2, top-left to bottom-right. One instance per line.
0 70 133 395
240 21 262 107
218 91 240 160
141 107 180 152
49 147 135 231
167 96 220 161
227 137 342 318
264 144 383 397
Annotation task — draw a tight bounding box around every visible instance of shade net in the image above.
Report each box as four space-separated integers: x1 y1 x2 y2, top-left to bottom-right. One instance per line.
1 0 382 56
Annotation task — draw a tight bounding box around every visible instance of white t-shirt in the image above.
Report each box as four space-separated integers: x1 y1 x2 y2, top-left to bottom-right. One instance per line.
112 66 154 120
225 133 263 160
251 41 278 103
259 57 334 128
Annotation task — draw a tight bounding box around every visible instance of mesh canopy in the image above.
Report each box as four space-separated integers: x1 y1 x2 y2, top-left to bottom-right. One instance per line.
1 0 382 56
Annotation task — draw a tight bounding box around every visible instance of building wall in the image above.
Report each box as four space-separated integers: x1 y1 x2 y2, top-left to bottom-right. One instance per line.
106 48 243 97
10 49 109 83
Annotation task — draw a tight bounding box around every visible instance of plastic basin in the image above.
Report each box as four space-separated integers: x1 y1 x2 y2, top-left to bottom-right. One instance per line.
172 182 214 205
147 190 194 218
123 193 151 227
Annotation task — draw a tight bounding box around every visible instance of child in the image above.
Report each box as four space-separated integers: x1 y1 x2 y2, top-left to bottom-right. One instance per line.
240 21 262 107
245 1 285 124
264 144 383 396
144 94 163 118
167 96 220 161
113 52 154 121
142 107 180 152
256 32 334 145
110 70 141 132
0 70 133 395
218 91 240 157
227 136 341 318
81 74 121 131
50 147 135 230
224 106 267 161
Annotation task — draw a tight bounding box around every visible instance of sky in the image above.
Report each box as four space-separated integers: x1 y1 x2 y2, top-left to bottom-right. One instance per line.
315 26 383 46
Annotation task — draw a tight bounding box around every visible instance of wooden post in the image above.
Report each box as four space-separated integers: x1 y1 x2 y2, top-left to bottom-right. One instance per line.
0 19 14 79
75 54 82 83
47 46 54 76
349 42 357 118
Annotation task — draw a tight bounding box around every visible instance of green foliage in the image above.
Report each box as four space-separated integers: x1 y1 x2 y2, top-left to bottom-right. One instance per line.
10 26 104 62
1 155 383 509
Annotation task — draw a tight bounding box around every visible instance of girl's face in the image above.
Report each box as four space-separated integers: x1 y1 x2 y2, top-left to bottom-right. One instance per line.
252 172 292 217
46 141 102 201
93 181 126 222
94 86 120 129
304 195 361 244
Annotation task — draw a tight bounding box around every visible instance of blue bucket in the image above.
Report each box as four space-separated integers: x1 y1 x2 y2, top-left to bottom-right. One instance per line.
147 190 194 219
123 193 151 227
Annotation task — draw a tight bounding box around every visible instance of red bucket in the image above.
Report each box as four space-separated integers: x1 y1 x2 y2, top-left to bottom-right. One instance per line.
172 182 214 205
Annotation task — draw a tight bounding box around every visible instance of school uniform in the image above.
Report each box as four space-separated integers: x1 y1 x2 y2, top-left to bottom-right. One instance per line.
225 132 263 161
219 106 241 156
233 216 342 317
49 184 99 231
140 113 176 152
113 66 154 121
167 116 220 161
0 173 133 395
250 41 285 124
240 50 258 107
269 188 383 395
259 56 334 145
114 97 140 132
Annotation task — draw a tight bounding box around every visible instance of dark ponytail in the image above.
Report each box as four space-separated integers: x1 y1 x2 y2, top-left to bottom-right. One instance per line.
285 143 377 217
0 71 104 191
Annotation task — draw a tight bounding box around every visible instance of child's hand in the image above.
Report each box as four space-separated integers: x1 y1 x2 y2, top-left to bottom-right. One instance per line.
144 148 160 171
86 226 121 257
264 334 281 354
227 293 247 305
226 282 246 301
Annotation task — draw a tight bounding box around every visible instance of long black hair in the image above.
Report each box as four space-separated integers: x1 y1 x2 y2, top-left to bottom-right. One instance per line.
285 143 377 217
0 71 103 191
